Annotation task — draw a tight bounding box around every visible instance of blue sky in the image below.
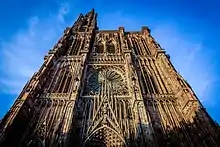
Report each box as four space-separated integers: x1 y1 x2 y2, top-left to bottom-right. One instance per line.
0 0 220 123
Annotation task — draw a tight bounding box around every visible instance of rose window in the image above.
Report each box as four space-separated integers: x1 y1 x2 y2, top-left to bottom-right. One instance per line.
84 69 128 95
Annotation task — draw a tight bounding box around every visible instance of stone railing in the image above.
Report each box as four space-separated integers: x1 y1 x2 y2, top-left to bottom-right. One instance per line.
40 93 72 99
143 93 176 100
59 56 82 62
88 55 125 64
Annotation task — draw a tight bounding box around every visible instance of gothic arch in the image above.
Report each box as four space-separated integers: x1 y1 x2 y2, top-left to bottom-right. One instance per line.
26 137 44 147
143 69 159 94
45 64 74 93
106 43 115 53
82 125 127 147
96 42 104 54
106 40 116 54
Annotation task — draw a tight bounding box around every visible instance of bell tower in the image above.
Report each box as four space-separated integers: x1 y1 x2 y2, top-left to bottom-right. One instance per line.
0 9 219 147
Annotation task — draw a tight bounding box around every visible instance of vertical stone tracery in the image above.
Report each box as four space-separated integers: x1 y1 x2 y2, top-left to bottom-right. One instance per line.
0 9 219 147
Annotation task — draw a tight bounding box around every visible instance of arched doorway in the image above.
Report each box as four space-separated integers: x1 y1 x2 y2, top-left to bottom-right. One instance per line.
83 126 126 147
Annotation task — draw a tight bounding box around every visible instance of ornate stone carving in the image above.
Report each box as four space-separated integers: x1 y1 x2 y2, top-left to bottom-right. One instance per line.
1 9 219 147
83 68 129 96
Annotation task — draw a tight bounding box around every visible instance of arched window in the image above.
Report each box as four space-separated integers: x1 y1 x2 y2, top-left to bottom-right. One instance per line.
106 43 115 53
83 126 126 146
47 66 73 93
27 138 43 147
143 70 159 94
96 43 104 53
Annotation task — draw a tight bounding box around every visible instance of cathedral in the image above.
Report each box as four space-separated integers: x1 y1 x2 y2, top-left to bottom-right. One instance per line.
0 9 219 147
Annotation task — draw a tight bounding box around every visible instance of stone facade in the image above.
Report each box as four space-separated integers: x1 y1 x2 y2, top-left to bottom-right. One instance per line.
0 9 219 147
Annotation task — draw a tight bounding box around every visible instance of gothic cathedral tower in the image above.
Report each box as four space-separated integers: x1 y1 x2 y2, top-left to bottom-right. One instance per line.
0 9 219 147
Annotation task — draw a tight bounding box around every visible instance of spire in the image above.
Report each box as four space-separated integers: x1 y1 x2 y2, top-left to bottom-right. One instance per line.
71 9 96 32
91 8 95 13
84 8 95 19
71 9 97 32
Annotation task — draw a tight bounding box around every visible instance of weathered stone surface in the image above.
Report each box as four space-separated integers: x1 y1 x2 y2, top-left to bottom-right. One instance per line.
0 9 219 147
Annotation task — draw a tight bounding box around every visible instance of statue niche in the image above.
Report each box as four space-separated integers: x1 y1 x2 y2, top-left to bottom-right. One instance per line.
106 42 115 54
96 43 104 54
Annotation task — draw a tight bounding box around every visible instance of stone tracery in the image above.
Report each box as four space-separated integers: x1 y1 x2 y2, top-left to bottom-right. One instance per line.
0 9 219 147
84 67 129 96
83 126 126 147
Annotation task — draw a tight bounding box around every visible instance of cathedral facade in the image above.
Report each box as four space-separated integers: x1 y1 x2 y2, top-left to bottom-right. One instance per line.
0 9 219 147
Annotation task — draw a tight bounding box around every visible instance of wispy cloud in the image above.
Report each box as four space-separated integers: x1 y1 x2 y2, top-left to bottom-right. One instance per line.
58 2 70 24
0 2 70 94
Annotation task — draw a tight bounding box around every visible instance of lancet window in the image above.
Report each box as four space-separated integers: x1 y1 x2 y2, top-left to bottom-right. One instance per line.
44 64 74 93
94 34 118 55
141 38 151 55
68 38 81 55
106 42 115 54
128 38 139 55
96 43 104 54
142 70 159 94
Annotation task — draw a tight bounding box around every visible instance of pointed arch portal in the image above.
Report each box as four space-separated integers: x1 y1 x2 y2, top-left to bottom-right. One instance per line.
83 126 127 147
